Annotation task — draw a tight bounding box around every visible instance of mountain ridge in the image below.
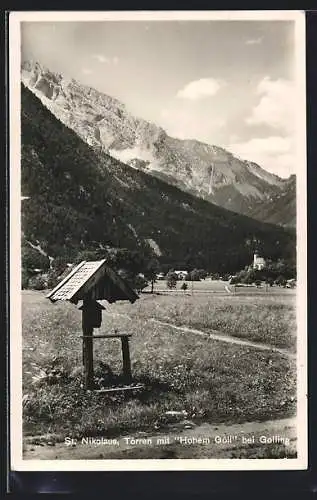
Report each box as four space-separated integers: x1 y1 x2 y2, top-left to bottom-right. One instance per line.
21 83 295 275
21 60 295 226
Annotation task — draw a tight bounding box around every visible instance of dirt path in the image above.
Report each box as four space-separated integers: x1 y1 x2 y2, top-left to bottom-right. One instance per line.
108 312 295 359
147 318 295 359
23 416 296 460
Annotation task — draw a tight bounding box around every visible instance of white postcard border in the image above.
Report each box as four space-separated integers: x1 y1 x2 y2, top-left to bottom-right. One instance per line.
9 9 307 471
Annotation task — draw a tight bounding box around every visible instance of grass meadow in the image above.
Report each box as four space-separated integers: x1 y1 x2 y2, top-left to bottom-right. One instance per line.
22 285 297 453
118 284 297 351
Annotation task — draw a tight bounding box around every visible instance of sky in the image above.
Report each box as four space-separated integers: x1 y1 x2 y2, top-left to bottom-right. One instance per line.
21 19 297 178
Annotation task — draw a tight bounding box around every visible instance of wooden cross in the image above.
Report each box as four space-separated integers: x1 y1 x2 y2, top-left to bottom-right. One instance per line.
46 260 138 390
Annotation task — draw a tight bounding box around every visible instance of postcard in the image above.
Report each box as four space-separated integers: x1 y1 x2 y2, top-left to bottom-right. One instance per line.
9 10 307 471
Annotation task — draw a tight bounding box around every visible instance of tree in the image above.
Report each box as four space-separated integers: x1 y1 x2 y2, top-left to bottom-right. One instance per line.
103 248 149 289
197 269 208 280
166 270 177 289
22 244 50 272
229 275 239 285
28 275 48 290
181 282 188 293
51 255 69 274
189 269 201 281
144 258 159 294
74 248 103 264
241 269 257 284
134 275 148 293
276 275 287 287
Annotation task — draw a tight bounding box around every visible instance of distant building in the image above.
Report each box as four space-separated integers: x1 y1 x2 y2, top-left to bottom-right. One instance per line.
174 270 189 280
156 272 165 280
286 278 296 288
253 253 266 270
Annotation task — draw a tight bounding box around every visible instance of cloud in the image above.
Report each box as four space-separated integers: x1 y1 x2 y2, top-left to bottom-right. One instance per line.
81 68 93 75
245 37 262 45
246 77 295 133
93 54 109 63
160 104 225 143
228 136 293 178
92 54 119 65
176 78 223 100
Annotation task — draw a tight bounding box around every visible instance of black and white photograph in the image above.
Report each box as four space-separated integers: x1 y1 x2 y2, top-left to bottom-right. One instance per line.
9 10 307 470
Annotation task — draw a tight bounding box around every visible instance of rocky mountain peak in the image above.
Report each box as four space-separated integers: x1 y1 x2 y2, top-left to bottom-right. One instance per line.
21 60 295 226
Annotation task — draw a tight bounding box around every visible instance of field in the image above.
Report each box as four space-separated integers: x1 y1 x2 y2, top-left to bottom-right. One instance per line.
21 280 297 459
126 280 296 351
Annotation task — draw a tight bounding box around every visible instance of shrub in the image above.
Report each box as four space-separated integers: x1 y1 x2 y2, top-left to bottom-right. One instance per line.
28 275 48 290
189 269 201 281
22 268 30 289
276 275 287 287
51 255 69 274
134 275 148 293
229 275 239 285
22 244 50 272
166 271 177 289
46 269 64 289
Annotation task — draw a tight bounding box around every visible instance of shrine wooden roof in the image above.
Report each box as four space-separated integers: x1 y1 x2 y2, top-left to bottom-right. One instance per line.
46 259 139 304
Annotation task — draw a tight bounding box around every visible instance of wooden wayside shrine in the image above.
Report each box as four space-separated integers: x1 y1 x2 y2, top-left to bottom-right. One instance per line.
46 260 139 390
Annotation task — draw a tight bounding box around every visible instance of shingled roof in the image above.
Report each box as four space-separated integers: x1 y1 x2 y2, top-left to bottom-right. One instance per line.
46 259 139 304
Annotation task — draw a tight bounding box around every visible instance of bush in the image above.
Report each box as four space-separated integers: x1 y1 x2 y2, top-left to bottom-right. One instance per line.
166 271 177 289
276 275 287 287
51 256 69 274
22 268 30 289
241 271 255 284
188 268 208 281
73 249 104 264
229 275 239 285
230 259 296 286
46 268 65 289
28 275 48 290
189 269 201 281
22 244 50 272
134 275 148 293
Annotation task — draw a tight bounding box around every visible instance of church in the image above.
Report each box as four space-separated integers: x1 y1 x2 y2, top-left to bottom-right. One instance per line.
253 252 266 270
